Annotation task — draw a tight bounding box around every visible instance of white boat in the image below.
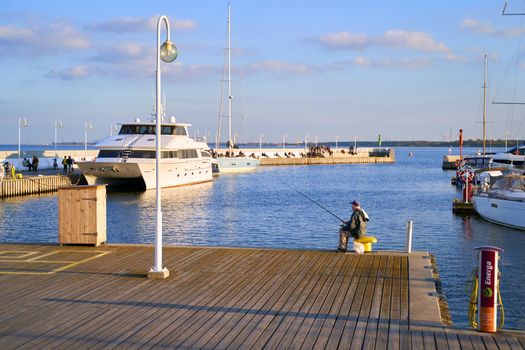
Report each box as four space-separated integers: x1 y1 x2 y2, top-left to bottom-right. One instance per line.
214 4 260 173
77 117 213 189
472 174 525 230
491 145 525 168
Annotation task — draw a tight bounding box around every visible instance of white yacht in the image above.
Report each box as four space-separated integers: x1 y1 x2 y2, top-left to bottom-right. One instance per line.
492 145 525 168
472 174 525 230
77 117 213 189
214 4 260 173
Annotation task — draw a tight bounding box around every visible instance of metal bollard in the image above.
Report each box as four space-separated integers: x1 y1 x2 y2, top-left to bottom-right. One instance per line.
406 220 413 253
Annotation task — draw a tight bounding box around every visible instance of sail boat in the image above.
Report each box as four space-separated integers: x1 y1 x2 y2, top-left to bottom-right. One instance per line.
215 3 260 173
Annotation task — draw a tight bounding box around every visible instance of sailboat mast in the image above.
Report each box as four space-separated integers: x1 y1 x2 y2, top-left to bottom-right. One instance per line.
227 3 233 151
483 54 487 156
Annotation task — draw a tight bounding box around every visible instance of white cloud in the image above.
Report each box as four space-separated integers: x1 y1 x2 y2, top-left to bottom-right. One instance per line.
0 21 89 56
318 32 369 49
340 56 432 69
380 30 449 53
86 16 197 33
46 65 91 80
246 60 314 75
314 29 450 54
460 18 521 37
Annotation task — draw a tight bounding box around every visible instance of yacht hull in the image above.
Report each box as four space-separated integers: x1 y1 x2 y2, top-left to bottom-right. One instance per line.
77 160 212 190
472 195 525 230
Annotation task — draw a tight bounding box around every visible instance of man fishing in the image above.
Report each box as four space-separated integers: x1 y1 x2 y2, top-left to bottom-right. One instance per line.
337 200 369 252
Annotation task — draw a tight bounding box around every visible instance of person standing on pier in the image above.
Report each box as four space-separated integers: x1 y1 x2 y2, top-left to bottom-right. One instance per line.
32 155 39 173
66 156 73 173
337 200 369 252
62 156 68 174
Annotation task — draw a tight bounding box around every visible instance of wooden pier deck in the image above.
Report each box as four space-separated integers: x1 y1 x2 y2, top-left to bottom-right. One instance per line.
0 243 523 349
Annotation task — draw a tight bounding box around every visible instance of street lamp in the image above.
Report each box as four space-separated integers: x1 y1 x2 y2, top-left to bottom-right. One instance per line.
149 15 178 279
259 133 264 152
84 121 94 160
305 135 309 150
54 120 63 157
18 117 28 169
354 136 359 153
282 134 287 151
335 135 340 152
315 135 319 147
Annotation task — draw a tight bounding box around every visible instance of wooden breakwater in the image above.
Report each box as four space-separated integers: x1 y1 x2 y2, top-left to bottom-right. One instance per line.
0 175 73 198
260 154 394 166
260 148 395 166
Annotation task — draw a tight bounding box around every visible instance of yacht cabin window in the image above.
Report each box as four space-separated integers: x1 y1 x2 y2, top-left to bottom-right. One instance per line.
119 125 187 136
98 149 198 159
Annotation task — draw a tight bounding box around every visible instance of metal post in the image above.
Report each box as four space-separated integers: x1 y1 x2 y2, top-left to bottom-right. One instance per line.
406 220 413 253
18 119 21 170
149 15 175 279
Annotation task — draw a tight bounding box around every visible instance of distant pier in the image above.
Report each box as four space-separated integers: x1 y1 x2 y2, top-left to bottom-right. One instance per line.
216 147 396 166
0 243 522 349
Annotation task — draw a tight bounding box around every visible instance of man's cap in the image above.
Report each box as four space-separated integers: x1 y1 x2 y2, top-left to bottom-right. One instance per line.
351 200 360 207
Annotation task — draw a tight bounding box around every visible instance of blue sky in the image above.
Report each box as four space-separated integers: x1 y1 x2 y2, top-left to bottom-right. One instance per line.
2 0 525 144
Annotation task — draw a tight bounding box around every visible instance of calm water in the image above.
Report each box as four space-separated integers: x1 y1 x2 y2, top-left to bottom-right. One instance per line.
1 147 524 329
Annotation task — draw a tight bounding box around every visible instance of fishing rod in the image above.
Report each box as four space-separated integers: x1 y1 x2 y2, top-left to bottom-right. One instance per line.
287 185 345 223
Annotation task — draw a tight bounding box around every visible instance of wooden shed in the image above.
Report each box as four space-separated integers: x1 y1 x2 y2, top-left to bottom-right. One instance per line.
58 185 107 246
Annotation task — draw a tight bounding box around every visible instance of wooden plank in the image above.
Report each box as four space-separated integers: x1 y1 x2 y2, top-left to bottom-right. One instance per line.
411 331 424 350
1 245 525 349
239 252 339 349
332 255 377 349
348 255 382 349
128 250 292 349
502 336 524 350
160 250 303 347
422 331 437 350
387 256 402 350
196 251 325 349
84 249 258 349
101 249 258 349
434 331 449 350
482 336 502 350
445 331 462 350
294 252 353 349
69 249 264 349
469 333 490 350
374 255 395 349
456 333 474 350
400 256 410 349
272 253 348 349
255 253 345 348
361 255 388 350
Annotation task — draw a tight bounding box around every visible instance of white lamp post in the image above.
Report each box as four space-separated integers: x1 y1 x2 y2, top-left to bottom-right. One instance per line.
282 134 287 151
84 121 94 160
305 135 309 150
149 15 178 279
259 133 264 152
315 135 319 147
354 136 358 152
54 120 63 157
18 117 28 169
